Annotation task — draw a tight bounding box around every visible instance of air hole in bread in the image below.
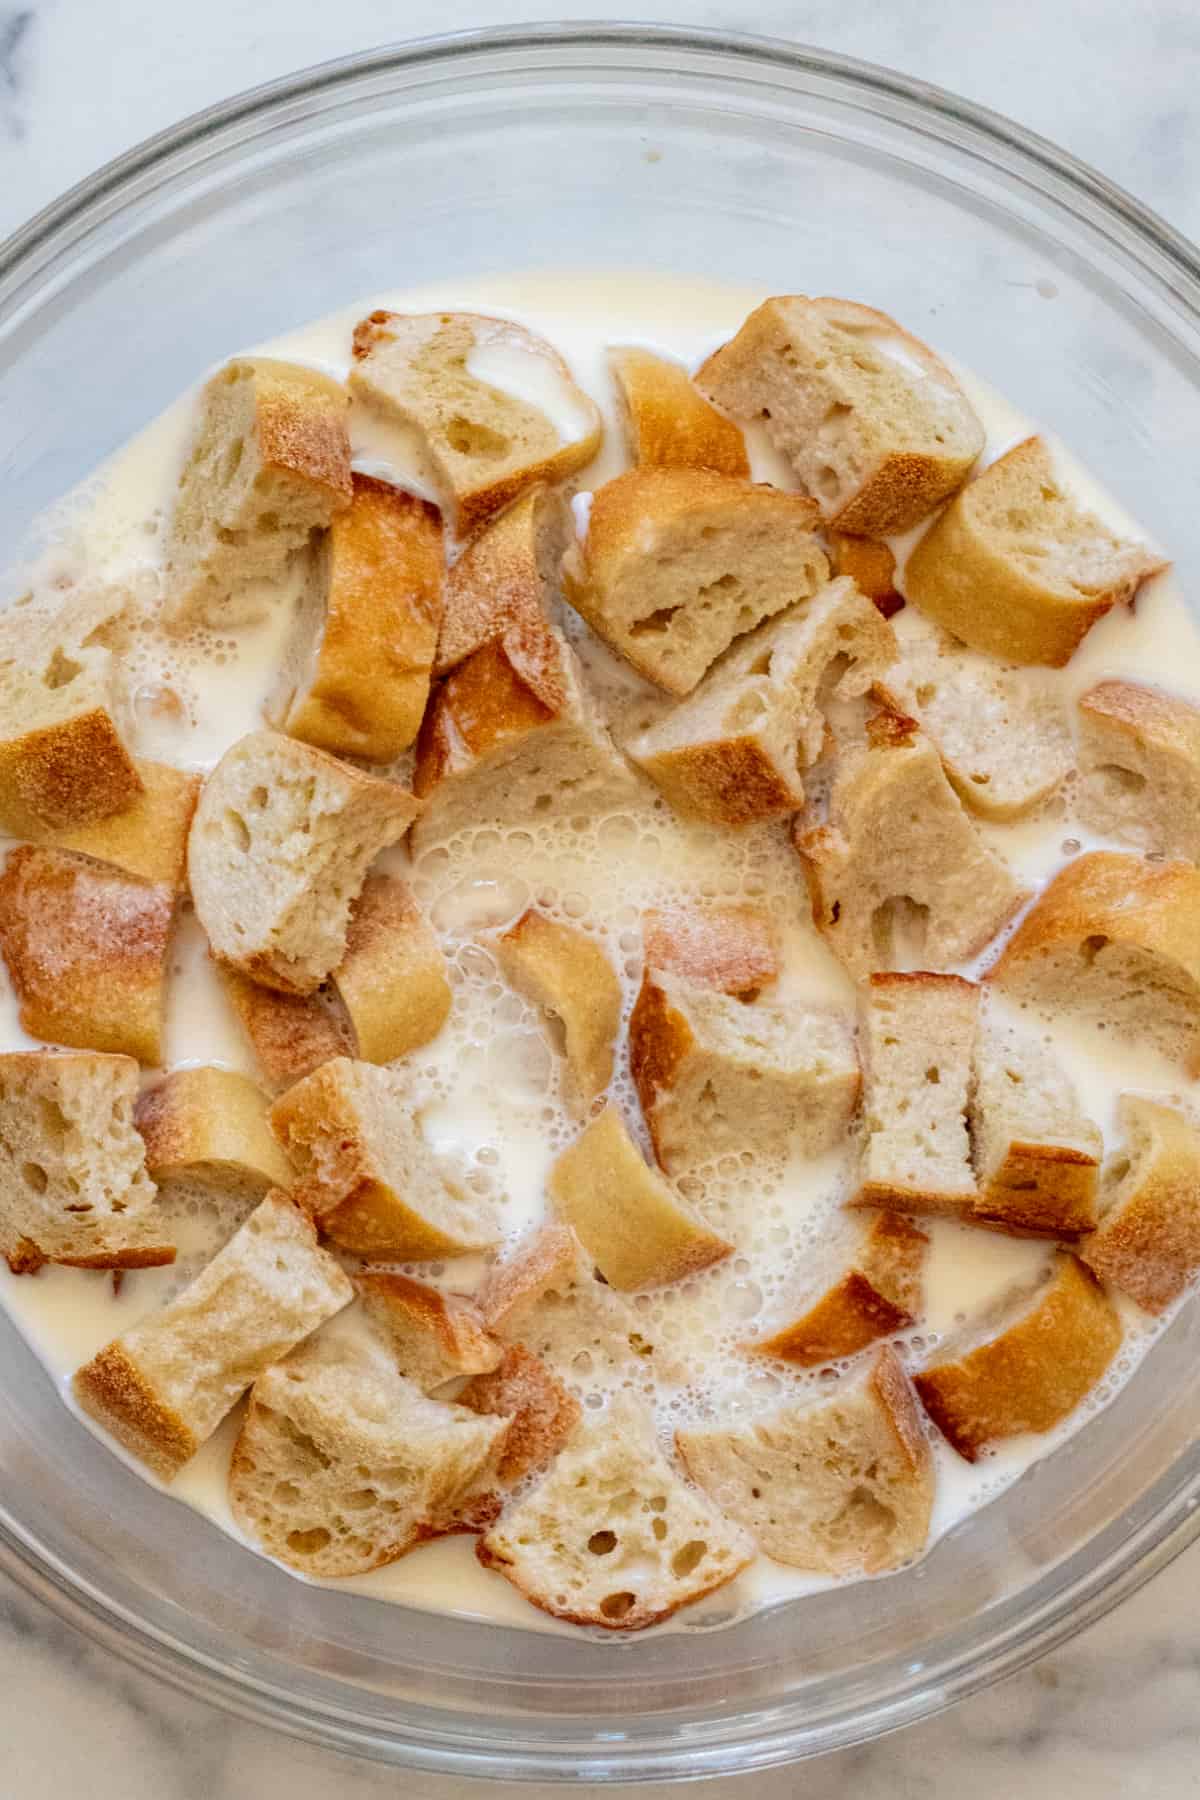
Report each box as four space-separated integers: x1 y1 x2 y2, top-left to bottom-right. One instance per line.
225 809 252 854
924 1066 940 1085
813 465 842 503
587 1529 617 1555
871 896 930 966
35 1096 69 1149
257 511 280 534
671 1539 708 1577
600 1590 637 1622
445 415 511 460
216 527 248 548
286 1527 331 1555
1097 762 1146 796
42 647 83 690
1081 933 1111 964
630 602 684 638
651 1517 667 1540
222 439 245 483
21 1161 47 1194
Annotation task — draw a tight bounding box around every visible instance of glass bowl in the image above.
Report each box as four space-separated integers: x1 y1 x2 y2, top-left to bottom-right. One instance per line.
3 23 1200 1782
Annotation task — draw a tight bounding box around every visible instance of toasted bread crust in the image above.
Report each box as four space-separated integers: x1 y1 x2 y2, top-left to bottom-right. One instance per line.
436 485 571 678
974 1141 1099 1240
827 531 903 616
609 346 749 477
459 1344 581 1483
414 636 560 795
642 903 779 997
217 961 353 1092
753 1215 927 1365
334 876 451 1065
1081 1096 1200 1312
25 761 201 890
0 706 143 836
74 1343 197 1480
135 1066 293 1194
251 359 355 503
357 1271 502 1385
497 908 621 1105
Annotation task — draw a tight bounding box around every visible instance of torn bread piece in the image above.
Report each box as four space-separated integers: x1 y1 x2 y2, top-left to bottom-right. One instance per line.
412 622 636 851
563 467 829 698
1076 680 1200 863
0 847 174 1064
696 296 984 535
167 357 352 629
546 1105 732 1290
27 760 200 890
877 610 1073 821
827 531 903 617
460 1344 581 1484
642 902 780 998
904 436 1166 666
188 730 417 994
987 852 1200 1076
0 583 142 835
793 712 1026 980
496 908 621 1108
356 1271 502 1390
217 961 353 1093
608 346 749 477
270 1057 502 1258
630 970 859 1173
750 1214 928 1366
350 310 602 536
135 1066 294 1202
229 1328 508 1576
270 476 443 763
436 484 571 678
477 1394 752 1629
914 1253 1121 1461
678 1346 934 1574
852 974 980 1217
626 577 898 826
0 1050 172 1274
334 875 451 1065
1081 1095 1200 1313
73 1191 352 1478
970 1015 1101 1238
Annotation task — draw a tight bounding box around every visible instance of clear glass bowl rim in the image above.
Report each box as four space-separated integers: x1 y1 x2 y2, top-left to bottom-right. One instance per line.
3 21 1200 1781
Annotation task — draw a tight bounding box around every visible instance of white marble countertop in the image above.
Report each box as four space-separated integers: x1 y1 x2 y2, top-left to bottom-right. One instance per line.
2 0 1200 1793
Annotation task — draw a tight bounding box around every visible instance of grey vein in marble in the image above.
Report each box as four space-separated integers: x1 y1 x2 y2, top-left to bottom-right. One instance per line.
0 8 32 140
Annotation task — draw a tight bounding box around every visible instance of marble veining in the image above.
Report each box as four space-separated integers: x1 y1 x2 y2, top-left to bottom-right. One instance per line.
2 0 1200 1793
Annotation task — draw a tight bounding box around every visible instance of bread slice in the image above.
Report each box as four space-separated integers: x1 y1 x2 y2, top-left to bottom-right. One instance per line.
0 847 174 1064
477 1223 659 1380
625 578 898 825
229 1328 508 1575
904 437 1166 666
135 1066 294 1201
643 902 779 997
877 610 1073 821
216 961 353 1093
793 711 1027 979
459 1343 581 1484
412 623 635 851
188 730 417 994
269 1057 502 1258
827 531 902 617
0 1050 172 1274
435 484 571 678
562 467 829 697
167 357 352 628
630 970 859 1173
1081 1095 1200 1313
0 584 141 834
334 875 451 1065
677 1346 934 1574
696 296 984 535
495 908 621 1107
1077 680 1200 862
476 1221 594 1338
987 852 1200 1075
27 759 200 890
73 1191 351 1478
913 1253 1121 1460
477 1394 752 1628
852 973 980 1216
350 310 602 537
750 1214 927 1365
270 476 443 763
356 1271 502 1390
970 1016 1101 1238
547 1105 732 1290
608 346 749 477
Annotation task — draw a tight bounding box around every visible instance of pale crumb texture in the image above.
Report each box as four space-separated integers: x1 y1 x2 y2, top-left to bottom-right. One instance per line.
459 1343 582 1484
496 907 622 1107
696 295 984 534
356 1271 502 1391
478 1393 752 1629
630 970 859 1173
229 1329 508 1577
678 1347 934 1573
333 875 451 1065
626 577 898 826
642 901 780 997
188 729 417 994
971 1014 1101 1238
854 974 980 1215
73 1192 353 1478
751 1213 928 1366
1077 679 1200 862
0 1049 171 1273
1082 1095 1200 1313
904 436 1165 666
134 1065 293 1200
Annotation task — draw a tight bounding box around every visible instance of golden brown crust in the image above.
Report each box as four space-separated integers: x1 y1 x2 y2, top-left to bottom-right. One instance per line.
216 960 353 1092
334 876 451 1064
252 358 354 505
356 1271 501 1382
913 1255 1121 1461
642 903 779 997
974 1142 1099 1240
134 1066 293 1194
413 633 562 796
283 476 444 763
1081 1097 1200 1313
0 707 143 837
752 1215 927 1365
0 847 174 1063
26 761 200 890
436 485 570 678
459 1344 581 1483
476 1222 584 1334
73 1343 197 1481
827 531 903 616
608 346 749 477
628 974 692 1165
496 908 621 1105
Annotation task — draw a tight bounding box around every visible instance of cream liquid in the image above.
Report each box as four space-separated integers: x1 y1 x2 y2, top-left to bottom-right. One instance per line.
0 271 1193 1633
